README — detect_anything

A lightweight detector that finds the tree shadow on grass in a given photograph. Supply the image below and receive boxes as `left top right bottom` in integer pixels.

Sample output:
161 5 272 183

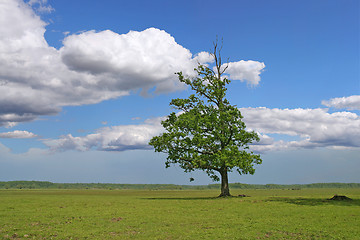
143 196 245 201
267 197 360 207
143 197 218 200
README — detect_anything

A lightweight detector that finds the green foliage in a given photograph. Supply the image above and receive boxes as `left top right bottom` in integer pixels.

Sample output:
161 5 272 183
149 58 261 187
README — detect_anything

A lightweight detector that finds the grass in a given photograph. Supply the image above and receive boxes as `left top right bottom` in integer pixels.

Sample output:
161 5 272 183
0 188 359 239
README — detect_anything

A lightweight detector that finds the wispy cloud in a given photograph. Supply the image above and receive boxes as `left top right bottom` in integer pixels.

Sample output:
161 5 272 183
27 0 54 13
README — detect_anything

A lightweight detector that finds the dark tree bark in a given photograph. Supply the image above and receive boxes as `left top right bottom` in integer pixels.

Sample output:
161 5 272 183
219 169 231 197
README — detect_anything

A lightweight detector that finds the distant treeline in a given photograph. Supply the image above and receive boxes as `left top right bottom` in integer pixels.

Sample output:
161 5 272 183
0 181 359 190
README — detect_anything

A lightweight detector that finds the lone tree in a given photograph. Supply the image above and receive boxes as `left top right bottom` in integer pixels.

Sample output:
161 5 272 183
149 43 262 197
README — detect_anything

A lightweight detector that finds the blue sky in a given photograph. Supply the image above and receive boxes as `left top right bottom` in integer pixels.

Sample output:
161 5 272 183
0 0 359 184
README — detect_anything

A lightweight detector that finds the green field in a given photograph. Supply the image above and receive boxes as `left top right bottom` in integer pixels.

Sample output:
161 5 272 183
1 188 359 239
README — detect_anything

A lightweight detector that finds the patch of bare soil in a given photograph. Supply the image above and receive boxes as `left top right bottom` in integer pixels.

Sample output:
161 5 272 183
111 217 123 222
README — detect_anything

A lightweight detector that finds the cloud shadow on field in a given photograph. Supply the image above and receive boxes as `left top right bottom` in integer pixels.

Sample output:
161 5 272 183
267 197 360 207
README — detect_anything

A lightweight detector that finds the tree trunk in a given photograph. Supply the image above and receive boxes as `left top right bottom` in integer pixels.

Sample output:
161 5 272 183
219 169 231 197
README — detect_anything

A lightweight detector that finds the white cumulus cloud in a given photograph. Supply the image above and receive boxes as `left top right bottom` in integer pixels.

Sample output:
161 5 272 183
0 0 265 127
43 117 164 152
224 60 265 86
60 28 197 94
322 95 360 110
241 107 360 152
43 103 360 153
0 130 38 138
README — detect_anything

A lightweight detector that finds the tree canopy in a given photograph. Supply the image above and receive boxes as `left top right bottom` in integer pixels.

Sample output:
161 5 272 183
149 44 262 196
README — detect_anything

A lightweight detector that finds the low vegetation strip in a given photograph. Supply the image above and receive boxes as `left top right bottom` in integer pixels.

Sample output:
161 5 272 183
0 181 359 190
